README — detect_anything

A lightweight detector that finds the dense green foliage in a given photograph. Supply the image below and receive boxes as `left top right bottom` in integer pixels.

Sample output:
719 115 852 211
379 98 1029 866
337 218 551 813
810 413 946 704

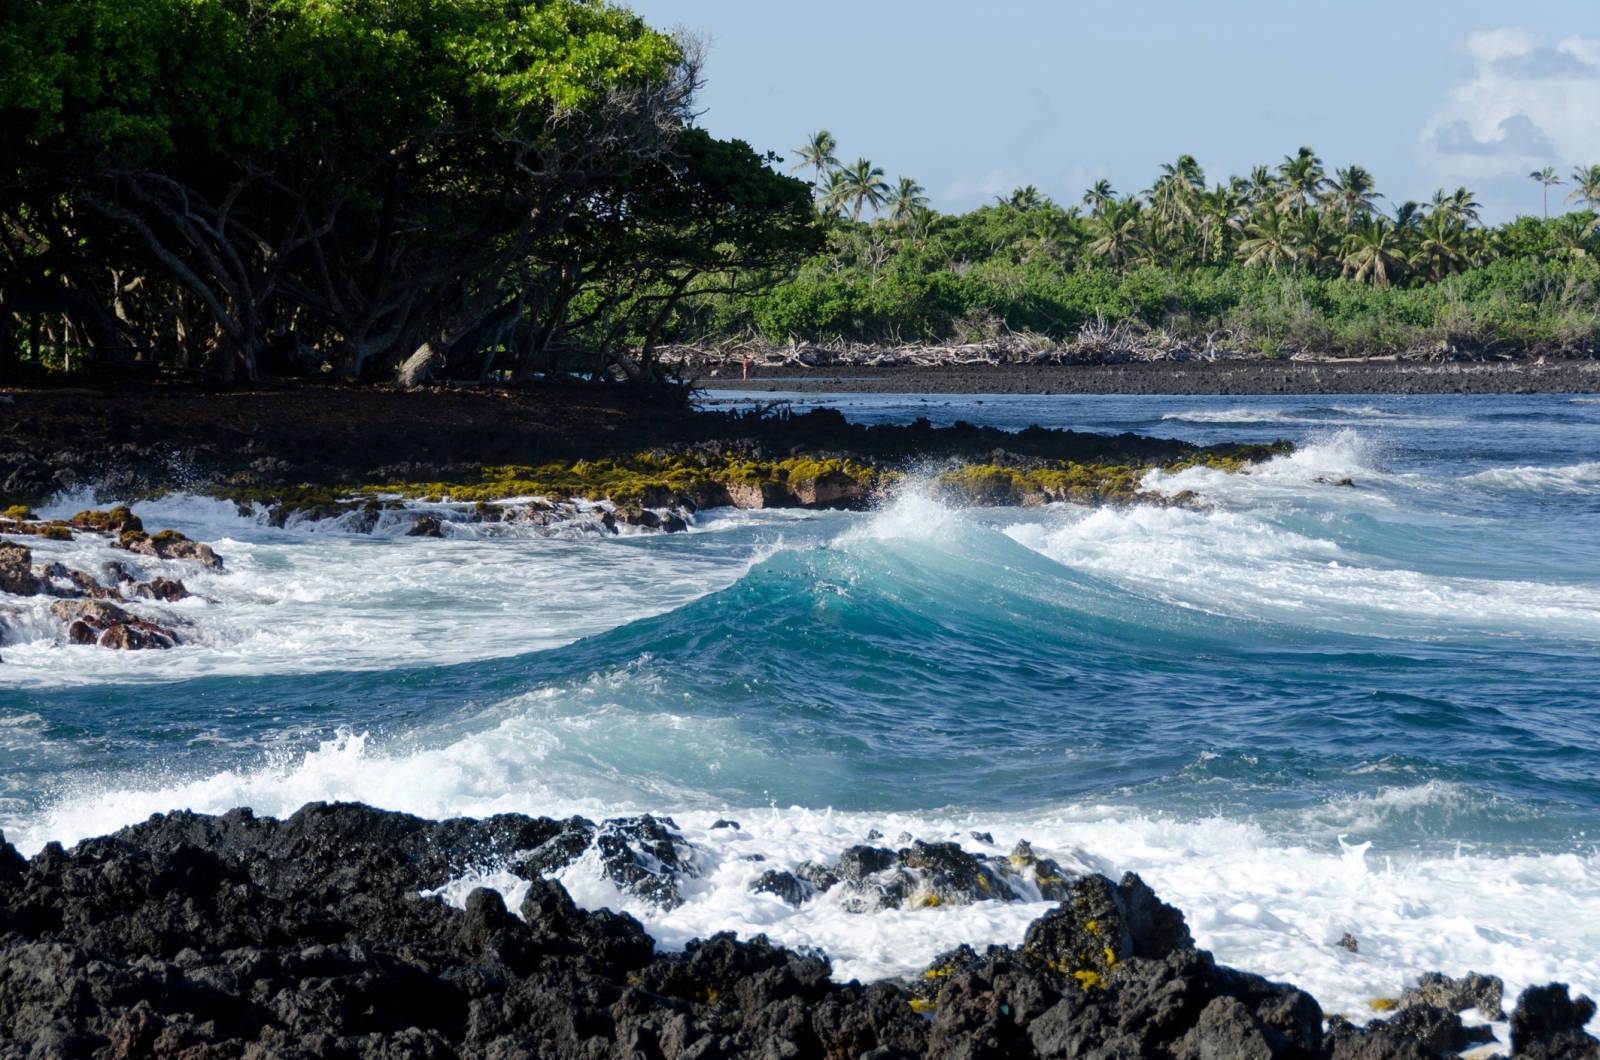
0 0 818 383
5 12 1596 379
685 140 1600 356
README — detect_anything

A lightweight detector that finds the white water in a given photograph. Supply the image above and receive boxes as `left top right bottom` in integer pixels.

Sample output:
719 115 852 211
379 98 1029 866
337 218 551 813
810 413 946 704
6 411 1600 1044
16 721 1596 1027
2 493 832 688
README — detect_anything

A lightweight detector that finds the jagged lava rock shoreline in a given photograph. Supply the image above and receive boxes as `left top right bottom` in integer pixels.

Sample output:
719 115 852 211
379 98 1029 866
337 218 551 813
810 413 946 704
0 383 1277 510
1 803 1594 1058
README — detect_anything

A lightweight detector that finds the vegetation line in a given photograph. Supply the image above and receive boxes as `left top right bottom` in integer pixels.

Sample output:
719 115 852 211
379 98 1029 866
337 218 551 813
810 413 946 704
3 4 1597 389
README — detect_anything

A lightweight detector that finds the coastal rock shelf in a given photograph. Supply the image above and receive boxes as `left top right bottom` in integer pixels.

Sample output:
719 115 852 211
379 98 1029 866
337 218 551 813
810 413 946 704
0 803 1592 1057
0 508 219 654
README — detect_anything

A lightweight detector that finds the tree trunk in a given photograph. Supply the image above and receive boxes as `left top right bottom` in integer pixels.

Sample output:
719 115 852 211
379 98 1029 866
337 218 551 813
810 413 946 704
396 338 443 388
0 301 10 382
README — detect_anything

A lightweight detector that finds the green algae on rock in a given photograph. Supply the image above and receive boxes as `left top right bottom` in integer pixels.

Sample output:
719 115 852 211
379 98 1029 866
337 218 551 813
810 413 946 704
203 443 1286 526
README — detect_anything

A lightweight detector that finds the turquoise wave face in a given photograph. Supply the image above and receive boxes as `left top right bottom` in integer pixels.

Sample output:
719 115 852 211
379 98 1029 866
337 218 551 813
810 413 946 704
7 393 1600 1019
8 461 1597 857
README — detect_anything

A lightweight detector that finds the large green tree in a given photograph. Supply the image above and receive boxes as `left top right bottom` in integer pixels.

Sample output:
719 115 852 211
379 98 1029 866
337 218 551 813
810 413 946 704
0 0 706 384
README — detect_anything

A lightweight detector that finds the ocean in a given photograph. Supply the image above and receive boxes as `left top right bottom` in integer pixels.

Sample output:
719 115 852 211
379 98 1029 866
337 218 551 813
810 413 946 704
2 392 1597 1026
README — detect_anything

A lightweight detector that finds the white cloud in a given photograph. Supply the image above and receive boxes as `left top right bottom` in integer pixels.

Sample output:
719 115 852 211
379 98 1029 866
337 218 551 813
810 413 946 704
1421 28 1600 187
1464 28 1537 64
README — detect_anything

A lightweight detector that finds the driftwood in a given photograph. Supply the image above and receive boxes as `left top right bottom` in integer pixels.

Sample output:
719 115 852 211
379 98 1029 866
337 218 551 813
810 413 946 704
657 322 1588 371
656 320 1237 371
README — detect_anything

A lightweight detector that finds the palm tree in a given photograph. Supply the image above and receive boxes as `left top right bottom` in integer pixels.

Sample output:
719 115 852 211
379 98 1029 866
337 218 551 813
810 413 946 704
1568 164 1600 209
1430 186 1482 227
790 130 839 183
840 157 889 221
1195 184 1245 263
1324 165 1383 226
820 170 851 218
1082 179 1116 215
1290 207 1336 273
1415 211 1469 281
1390 201 1424 242
1530 166 1563 219
1086 199 1147 268
1148 154 1205 240
1237 208 1300 272
1245 165 1279 208
1003 185 1046 211
1277 147 1326 217
887 177 928 225
1341 216 1406 286
1549 212 1596 259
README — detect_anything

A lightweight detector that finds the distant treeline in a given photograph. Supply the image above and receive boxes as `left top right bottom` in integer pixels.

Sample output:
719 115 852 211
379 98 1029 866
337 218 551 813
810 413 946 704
6 8 1599 388
674 136 1600 358
0 0 818 385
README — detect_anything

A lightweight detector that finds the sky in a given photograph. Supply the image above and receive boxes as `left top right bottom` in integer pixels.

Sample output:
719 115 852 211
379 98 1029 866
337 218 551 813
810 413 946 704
622 1 1600 223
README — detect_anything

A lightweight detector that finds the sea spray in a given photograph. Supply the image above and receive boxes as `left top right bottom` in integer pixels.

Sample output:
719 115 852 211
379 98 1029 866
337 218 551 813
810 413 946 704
5 393 1599 1040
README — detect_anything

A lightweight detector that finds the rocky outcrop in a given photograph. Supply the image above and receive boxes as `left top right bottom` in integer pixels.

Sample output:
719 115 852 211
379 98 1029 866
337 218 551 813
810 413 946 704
0 540 40 596
1400 970 1506 1021
407 513 445 537
621 507 691 533
49 599 180 650
132 576 191 602
114 528 224 568
1511 983 1599 1059
0 803 1592 1058
40 560 118 599
68 504 144 534
759 838 1073 912
0 525 200 651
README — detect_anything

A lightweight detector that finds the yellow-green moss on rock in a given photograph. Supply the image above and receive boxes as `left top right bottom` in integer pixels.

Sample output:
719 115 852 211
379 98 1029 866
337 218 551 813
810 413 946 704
206 441 1285 521
935 448 1271 508
216 452 890 519
68 506 144 534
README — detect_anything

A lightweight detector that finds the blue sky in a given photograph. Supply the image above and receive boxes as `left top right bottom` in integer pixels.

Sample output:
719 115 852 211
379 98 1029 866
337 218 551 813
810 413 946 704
623 1 1599 222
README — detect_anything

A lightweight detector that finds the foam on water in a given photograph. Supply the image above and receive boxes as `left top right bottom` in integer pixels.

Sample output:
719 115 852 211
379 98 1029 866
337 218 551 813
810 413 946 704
7 395 1600 1046
4 494 833 687
16 720 1596 1036
1004 504 1600 643
1462 461 1600 494
1161 407 1463 430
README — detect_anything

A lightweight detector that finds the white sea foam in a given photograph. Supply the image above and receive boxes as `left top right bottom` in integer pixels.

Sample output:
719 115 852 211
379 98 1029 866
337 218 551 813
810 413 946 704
3 495 836 687
11 723 1596 1041
1462 462 1600 494
1146 429 1390 494
1161 407 1461 429
1003 499 1600 642
1161 407 1300 424
977 433 1600 641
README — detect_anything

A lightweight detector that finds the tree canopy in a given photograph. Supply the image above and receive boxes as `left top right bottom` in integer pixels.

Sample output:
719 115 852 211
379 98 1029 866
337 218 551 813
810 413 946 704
692 133 1600 358
0 0 819 383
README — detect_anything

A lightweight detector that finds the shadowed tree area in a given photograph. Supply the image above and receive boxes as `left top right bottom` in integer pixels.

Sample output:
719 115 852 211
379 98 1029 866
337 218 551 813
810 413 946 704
0 0 820 386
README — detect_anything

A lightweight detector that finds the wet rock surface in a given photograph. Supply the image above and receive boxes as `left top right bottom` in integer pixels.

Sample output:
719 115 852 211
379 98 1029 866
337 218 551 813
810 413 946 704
1 514 210 652
113 528 224 568
1400 971 1507 1021
50 598 181 650
752 837 1074 913
0 381 1256 509
0 540 40 596
0 802 1586 1057
1511 984 1599 1059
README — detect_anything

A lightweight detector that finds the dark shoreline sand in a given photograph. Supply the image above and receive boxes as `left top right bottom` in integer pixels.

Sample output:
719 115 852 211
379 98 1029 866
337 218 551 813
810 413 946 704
708 359 1600 396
